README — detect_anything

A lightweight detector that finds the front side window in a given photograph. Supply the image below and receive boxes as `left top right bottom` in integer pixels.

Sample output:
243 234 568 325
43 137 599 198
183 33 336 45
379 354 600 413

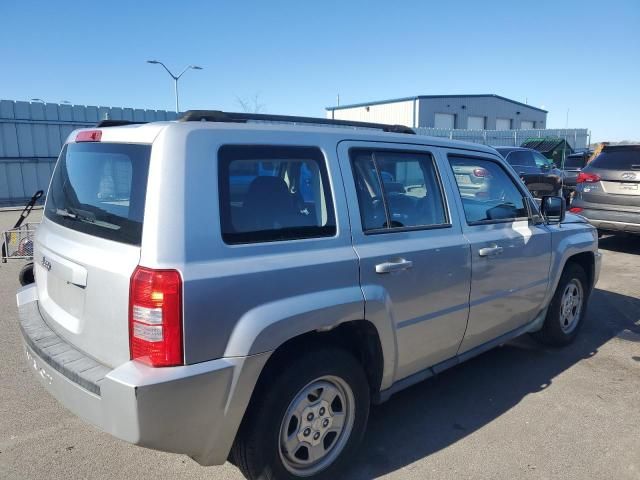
449 156 528 224
351 149 448 232
219 145 336 244
533 151 553 168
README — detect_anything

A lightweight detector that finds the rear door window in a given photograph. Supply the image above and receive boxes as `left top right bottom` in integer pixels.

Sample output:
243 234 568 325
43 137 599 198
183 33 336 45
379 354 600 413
219 145 336 244
45 142 151 245
350 149 448 232
505 150 536 167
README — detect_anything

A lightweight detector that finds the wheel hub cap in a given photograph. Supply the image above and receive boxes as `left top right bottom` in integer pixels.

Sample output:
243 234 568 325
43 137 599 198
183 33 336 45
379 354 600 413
279 376 355 476
560 279 583 333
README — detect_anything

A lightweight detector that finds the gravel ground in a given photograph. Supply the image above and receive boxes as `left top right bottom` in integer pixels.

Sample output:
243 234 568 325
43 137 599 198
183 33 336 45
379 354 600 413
0 210 638 479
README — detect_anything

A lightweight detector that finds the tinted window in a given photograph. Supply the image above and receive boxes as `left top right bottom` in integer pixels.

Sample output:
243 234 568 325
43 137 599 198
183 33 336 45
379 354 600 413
449 156 528 224
351 150 448 231
533 151 553 168
505 150 536 167
564 155 587 169
590 148 640 170
219 145 336 244
45 143 151 245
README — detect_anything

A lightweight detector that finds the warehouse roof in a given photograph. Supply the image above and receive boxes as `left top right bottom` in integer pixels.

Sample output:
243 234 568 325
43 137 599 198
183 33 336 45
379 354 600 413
326 94 548 113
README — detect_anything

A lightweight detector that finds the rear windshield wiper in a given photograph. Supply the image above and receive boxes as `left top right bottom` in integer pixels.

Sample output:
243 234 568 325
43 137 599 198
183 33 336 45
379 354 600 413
55 207 121 231
56 207 80 220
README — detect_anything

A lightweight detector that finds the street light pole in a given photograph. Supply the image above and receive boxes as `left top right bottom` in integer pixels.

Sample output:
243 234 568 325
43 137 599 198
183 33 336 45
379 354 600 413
146 60 203 113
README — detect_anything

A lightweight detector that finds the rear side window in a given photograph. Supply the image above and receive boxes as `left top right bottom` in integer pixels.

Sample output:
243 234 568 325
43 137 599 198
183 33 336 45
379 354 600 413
590 148 640 170
45 143 151 245
350 149 448 232
449 156 528 224
218 145 336 244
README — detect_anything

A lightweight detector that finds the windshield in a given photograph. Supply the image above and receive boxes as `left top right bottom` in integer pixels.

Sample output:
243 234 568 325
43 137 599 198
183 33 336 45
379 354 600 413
45 142 151 245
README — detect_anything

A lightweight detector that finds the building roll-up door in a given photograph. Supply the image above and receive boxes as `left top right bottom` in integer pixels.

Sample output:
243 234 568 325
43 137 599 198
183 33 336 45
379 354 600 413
467 116 486 130
434 113 455 129
520 120 535 129
496 118 512 130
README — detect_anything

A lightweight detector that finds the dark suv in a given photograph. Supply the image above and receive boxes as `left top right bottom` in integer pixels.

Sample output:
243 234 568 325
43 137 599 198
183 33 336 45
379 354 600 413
571 145 640 235
494 147 563 198
561 152 591 198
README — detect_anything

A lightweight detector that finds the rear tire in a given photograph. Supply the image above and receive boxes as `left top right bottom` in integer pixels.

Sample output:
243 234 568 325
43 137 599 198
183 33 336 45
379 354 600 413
231 347 370 480
18 262 35 286
532 263 588 346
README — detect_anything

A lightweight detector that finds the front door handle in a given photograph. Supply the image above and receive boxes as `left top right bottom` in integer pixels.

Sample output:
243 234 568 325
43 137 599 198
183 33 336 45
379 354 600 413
375 259 413 274
478 245 504 257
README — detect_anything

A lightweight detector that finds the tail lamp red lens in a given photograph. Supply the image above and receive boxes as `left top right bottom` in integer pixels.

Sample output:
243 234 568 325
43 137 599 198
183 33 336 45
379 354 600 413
569 207 584 213
576 172 600 183
129 266 183 367
76 130 102 142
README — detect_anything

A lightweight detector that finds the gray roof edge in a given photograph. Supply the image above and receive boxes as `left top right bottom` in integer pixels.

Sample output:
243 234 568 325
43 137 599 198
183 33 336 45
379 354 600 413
326 94 548 113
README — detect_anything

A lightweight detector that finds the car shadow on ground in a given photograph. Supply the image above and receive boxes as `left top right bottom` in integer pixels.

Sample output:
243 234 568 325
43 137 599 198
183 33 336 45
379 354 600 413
347 287 640 479
598 234 640 255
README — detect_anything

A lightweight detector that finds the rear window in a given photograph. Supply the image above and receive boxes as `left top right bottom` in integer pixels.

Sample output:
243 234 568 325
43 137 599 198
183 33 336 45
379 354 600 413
590 148 640 170
45 142 151 245
564 155 587 169
218 145 336 244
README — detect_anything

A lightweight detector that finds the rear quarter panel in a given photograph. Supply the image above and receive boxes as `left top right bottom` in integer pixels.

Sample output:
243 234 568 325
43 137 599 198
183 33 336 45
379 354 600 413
143 126 366 364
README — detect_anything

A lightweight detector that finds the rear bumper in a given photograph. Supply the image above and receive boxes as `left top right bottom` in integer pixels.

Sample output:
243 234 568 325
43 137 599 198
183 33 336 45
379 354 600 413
16 285 269 466
572 204 640 234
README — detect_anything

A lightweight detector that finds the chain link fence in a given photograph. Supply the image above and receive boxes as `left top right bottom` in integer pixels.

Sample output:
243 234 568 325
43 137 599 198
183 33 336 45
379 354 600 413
413 127 589 151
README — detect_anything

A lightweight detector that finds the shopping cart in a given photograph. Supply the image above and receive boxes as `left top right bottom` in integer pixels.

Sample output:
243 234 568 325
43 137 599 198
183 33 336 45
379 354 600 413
1 190 43 285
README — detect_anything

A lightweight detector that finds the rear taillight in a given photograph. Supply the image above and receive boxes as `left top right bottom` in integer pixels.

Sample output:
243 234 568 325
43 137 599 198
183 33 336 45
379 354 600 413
576 172 601 183
76 130 102 142
569 207 584 213
129 266 183 367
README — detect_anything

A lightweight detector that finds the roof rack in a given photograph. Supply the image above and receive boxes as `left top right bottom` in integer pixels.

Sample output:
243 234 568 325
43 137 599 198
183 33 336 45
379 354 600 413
179 110 415 135
95 120 147 127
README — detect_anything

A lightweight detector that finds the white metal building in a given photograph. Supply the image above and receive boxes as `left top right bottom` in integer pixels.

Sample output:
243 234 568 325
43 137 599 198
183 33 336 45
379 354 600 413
326 94 547 130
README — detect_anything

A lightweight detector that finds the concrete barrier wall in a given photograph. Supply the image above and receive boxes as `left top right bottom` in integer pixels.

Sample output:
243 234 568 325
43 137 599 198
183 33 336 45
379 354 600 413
0 100 178 207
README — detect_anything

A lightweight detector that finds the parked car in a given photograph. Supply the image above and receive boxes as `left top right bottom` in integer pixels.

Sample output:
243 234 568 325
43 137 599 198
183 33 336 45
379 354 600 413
18 112 600 480
571 144 640 235
561 151 591 199
494 146 563 199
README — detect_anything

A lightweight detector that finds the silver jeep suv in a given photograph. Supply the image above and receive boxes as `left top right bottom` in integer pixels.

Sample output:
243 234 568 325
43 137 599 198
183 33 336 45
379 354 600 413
17 111 601 480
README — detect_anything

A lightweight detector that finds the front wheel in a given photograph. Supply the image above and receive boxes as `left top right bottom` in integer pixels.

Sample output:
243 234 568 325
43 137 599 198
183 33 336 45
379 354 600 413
232 347 370 480
532 263 588 346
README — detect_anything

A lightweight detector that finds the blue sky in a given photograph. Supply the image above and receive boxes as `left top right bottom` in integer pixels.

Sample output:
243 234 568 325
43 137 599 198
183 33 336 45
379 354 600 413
1 0 638 141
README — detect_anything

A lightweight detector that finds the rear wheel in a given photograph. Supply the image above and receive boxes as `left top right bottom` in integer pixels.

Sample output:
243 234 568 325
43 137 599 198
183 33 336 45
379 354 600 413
532 263 588 346
232 347 370 480
18 262 35 286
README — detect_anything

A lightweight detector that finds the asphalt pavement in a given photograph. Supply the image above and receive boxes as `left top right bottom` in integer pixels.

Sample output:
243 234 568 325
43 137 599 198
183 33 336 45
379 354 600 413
1 210 638 479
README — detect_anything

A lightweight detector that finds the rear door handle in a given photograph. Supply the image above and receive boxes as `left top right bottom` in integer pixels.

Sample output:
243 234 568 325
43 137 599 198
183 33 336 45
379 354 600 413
375 259 413 274
478 245 504 257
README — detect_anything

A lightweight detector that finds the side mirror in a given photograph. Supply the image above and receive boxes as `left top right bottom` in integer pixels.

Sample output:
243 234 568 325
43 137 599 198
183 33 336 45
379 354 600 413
541 195 565 223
